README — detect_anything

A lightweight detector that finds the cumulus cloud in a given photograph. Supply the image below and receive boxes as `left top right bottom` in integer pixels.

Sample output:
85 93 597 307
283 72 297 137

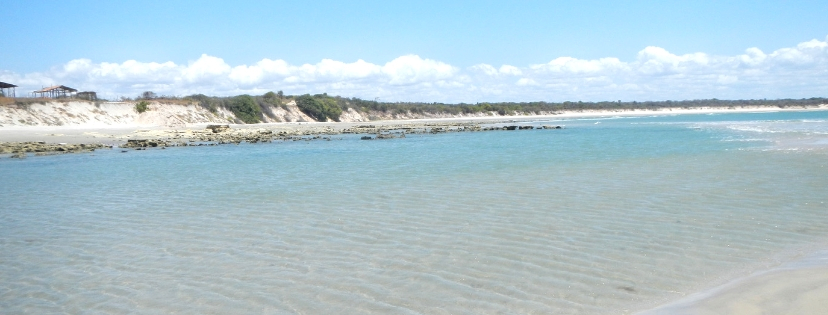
1 36 827 102
499 65 523 76
470 64 522 76
532 57 627 74
382 55 455 85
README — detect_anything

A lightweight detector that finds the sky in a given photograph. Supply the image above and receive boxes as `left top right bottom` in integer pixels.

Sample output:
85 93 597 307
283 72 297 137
1 0 827 102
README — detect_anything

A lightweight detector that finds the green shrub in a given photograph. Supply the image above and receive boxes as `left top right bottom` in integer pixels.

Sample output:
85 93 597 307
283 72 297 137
295 94 342 122
228 95 261 123
135 101 149 113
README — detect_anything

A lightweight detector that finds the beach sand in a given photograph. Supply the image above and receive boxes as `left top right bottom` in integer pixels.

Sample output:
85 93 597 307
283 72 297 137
639 251 828 315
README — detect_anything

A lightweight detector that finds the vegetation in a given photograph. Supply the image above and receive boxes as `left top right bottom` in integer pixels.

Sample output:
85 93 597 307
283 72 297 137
183 91 827 124
323 97 828 116
141 91 157 100
295 93 343 122
18 88 821 124
135 100 149 113
227 95 262 123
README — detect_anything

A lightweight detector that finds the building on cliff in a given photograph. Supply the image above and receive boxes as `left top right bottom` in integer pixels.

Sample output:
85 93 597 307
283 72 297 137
32 85 78 99
0 82 17 97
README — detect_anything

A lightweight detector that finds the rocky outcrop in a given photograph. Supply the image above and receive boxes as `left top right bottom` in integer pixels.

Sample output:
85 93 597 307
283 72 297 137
121 139 170 148
206 124 230 133
1 120 567 156
1 142 110 157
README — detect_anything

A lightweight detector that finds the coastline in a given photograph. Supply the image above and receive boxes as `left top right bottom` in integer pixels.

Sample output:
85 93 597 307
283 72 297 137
1 105 826 145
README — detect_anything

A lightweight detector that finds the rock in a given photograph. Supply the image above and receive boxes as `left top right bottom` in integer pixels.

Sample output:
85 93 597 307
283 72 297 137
360 136 373 140
519 126 534 130
121 139 168 148
504 126 518 130
206 124 230 133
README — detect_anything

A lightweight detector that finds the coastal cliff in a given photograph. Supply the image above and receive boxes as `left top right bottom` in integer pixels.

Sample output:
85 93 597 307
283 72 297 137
0 100 518 128
0 100 319 127
2 98 826 129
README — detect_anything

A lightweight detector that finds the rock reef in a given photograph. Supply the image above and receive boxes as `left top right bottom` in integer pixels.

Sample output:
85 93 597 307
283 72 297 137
2 121 565 157
0 141 110 158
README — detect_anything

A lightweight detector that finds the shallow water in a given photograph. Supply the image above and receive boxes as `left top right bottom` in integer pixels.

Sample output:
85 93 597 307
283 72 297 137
2 111 828 314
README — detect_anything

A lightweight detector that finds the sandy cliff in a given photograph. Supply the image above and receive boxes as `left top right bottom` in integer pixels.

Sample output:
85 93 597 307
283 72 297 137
2 99 826 129
0 100 331 127
0 99 532 128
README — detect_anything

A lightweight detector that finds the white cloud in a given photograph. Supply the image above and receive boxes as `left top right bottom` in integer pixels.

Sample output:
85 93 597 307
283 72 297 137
738 47 767 67
532 56 627 74
382 55 455 85
499 65 522 76
516 78 538 86
2 36 827 102
183 54 231 83
469 64 522 76
470 64 498 76
717 75 738 84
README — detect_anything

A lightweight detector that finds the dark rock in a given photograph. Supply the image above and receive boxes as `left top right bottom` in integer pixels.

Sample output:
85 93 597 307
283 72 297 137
206 124 230 133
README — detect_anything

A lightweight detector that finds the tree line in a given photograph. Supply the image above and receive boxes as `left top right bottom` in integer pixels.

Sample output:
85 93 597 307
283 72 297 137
134 90 828 123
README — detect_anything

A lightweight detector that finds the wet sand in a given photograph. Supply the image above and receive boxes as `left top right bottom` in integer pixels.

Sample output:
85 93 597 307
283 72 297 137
639 251 828 315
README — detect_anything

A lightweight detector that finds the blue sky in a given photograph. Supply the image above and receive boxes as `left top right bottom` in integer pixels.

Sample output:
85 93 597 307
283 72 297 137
1 0 827 102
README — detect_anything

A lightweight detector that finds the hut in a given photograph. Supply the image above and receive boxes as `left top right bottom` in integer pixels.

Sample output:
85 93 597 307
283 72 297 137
77 91 98 101
32 85 77 98
0 81 17 98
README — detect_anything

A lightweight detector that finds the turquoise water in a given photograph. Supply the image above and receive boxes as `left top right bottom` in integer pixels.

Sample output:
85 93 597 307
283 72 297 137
2 111 828 314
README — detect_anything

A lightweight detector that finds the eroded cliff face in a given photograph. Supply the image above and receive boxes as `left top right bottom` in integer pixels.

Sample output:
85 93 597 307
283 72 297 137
0 99 530 128
0 100 332 127
0 101 227 127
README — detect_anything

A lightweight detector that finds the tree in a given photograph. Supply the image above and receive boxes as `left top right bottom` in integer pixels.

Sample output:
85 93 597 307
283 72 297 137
263 91 279 103
141 91 157 100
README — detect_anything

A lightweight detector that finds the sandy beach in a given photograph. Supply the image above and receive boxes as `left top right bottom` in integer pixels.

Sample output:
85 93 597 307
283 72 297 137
638 251 828 315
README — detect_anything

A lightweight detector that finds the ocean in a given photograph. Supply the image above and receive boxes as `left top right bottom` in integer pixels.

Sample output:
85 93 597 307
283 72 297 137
2 110 827 314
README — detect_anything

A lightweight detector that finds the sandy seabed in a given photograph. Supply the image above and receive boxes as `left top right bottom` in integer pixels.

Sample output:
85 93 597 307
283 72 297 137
2 104 828 313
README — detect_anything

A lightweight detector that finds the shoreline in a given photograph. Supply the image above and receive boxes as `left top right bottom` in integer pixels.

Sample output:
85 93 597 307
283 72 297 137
1 105 826 146
637 249 828 314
